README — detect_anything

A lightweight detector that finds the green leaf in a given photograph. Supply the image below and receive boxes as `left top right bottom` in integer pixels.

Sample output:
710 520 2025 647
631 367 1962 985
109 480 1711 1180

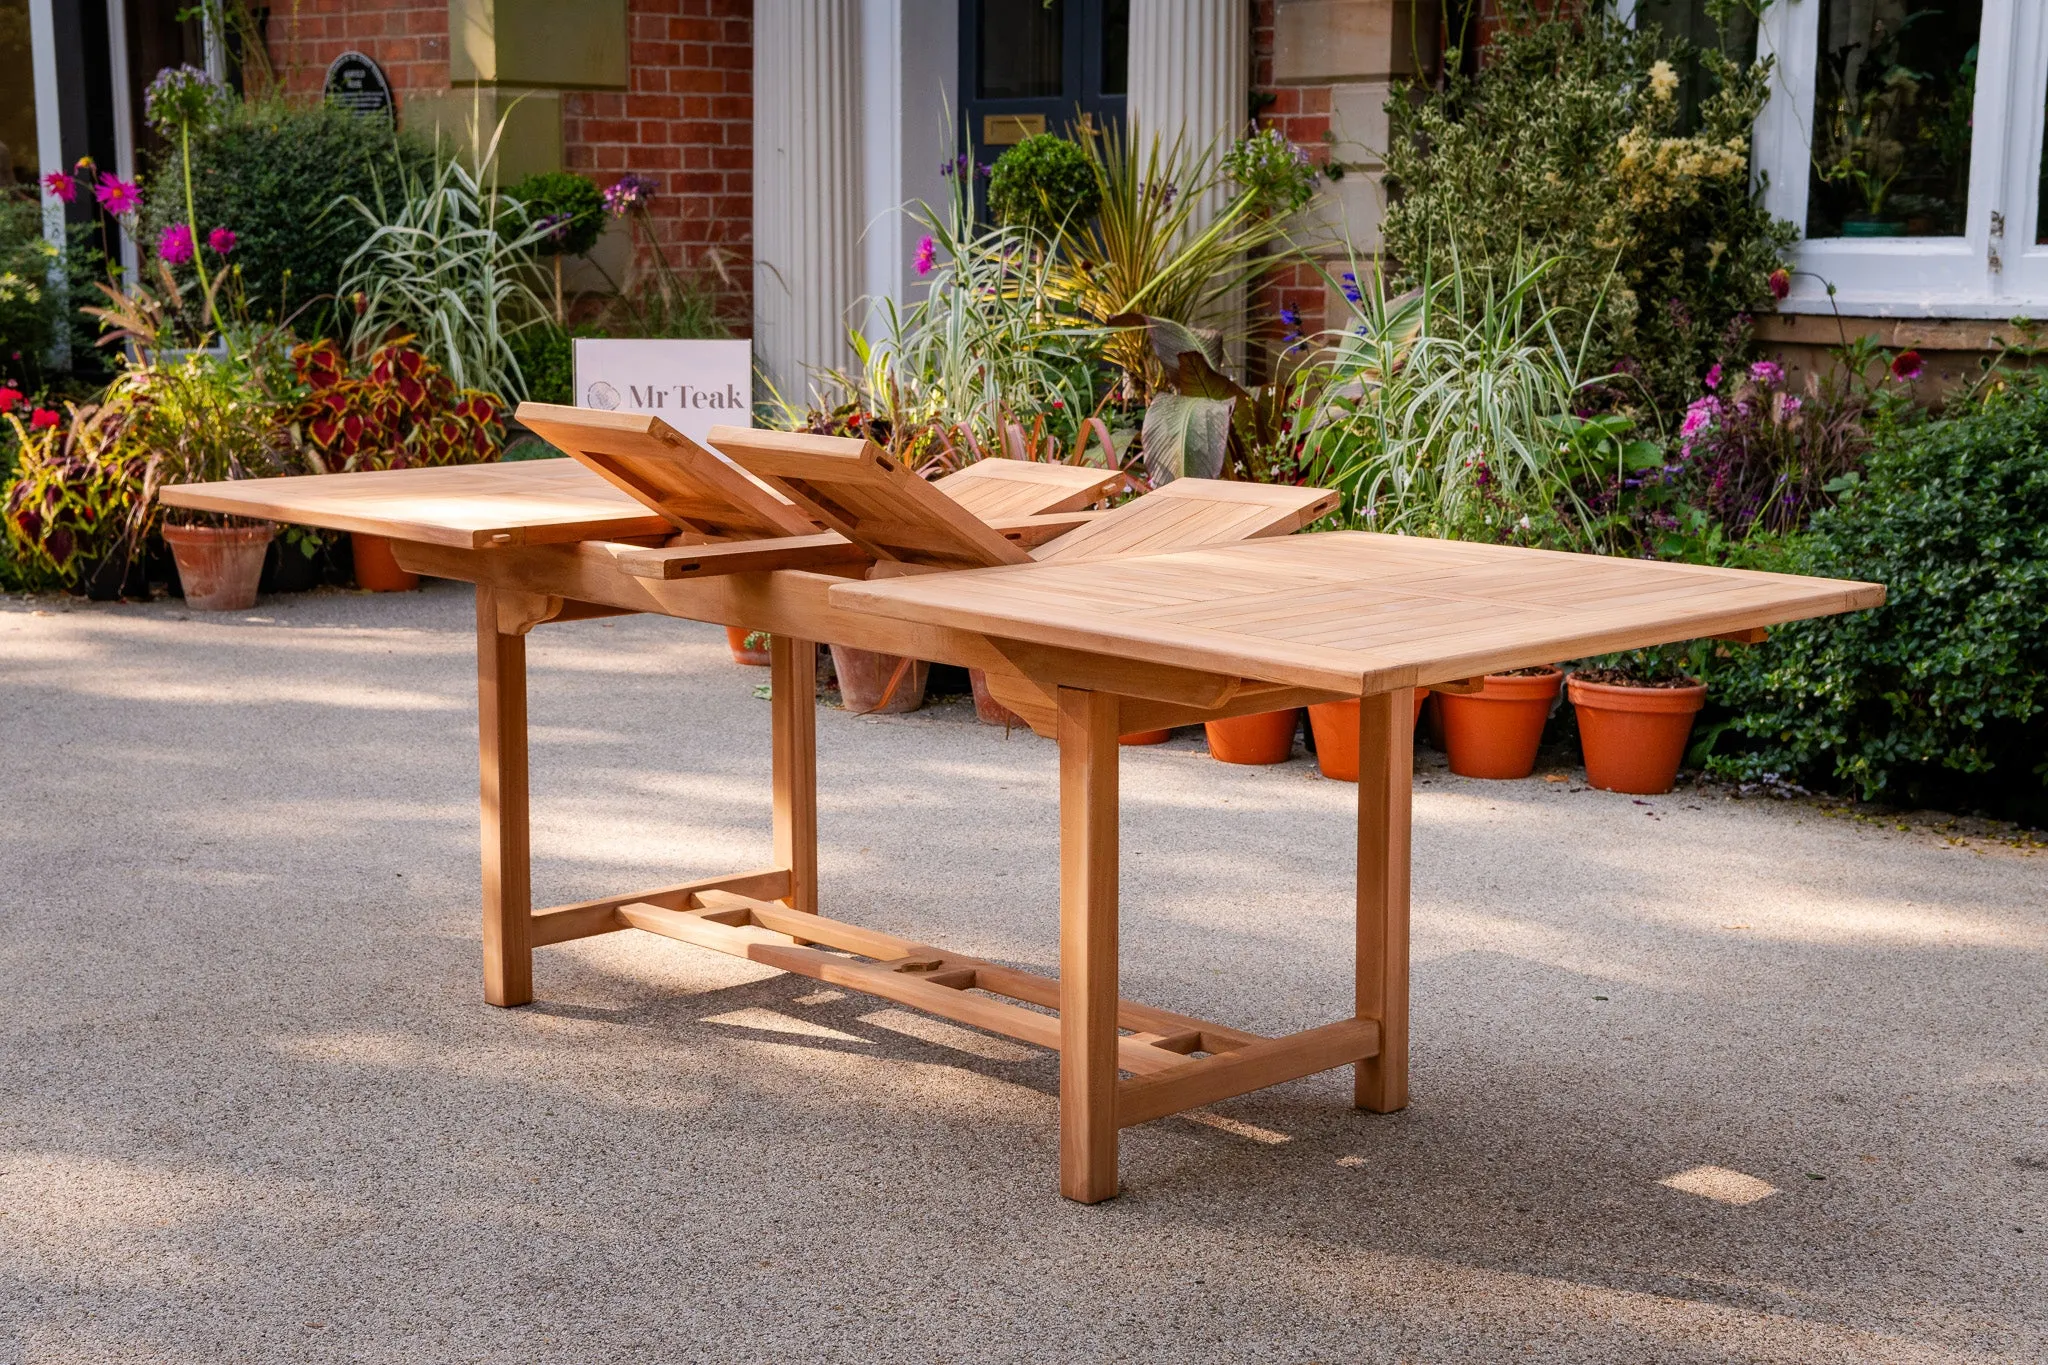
1142 392 1237 484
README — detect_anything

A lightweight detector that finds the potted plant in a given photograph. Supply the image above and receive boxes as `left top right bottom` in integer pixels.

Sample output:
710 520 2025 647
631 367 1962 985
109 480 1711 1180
1206 708 1300 765
283 339 507 591
140 355 287 610
966 667 1018 726
727 627 772 666
1567 650 1707 795
2 400 155 600
829 644 928 715
1306 690 1429 781
1438 666 1562 780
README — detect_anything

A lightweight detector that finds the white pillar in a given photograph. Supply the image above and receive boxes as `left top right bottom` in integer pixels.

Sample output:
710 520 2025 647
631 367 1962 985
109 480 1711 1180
753 0 864 410
1126 0 1249 227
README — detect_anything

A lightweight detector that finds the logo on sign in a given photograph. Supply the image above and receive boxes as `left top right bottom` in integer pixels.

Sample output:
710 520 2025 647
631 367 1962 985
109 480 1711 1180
586 381 620 410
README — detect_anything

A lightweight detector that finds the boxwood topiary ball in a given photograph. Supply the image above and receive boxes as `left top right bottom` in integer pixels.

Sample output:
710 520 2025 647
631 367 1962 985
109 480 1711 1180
505 172 607 259
987 134 1099 238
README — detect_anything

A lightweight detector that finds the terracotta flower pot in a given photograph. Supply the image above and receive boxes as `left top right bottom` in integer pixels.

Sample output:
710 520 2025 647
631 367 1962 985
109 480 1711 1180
829 643 928 715
1306 690 1429 782
351 532 419 592
727 626 772 666
1568 675 1708 795
1439 667 1562 780
1205 708 1300 765
163 522 273 612
966 667 1018 726
1120 728 1172 746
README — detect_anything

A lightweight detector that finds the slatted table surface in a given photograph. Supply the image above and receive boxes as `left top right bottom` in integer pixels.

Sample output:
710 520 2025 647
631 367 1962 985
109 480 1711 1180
832 531 1886 694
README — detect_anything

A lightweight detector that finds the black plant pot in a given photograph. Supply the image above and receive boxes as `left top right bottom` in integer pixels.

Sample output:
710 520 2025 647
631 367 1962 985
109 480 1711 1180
260 538 323 594
74 551 149 602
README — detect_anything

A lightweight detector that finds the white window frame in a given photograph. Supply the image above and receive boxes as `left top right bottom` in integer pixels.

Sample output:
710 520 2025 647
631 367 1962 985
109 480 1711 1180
1753 0 2047 318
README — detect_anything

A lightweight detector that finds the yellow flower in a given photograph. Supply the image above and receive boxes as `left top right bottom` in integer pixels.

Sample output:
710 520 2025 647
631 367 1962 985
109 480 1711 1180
1649 61 1679 102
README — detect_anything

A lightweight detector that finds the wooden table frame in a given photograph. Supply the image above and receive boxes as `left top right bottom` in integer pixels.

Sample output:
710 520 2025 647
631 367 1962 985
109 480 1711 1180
428 539 1402 1203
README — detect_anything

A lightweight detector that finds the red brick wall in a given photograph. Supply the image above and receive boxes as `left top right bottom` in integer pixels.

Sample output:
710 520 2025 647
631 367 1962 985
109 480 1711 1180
1251 0 1336 363
562 0 752 313
266 0 451 104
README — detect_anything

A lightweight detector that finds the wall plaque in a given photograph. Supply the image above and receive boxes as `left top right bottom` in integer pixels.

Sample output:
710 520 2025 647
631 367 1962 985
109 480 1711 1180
324 51 394 120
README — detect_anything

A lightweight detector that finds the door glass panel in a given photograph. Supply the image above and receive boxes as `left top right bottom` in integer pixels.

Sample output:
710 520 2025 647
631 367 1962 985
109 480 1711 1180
1806 0 1982 239
1100 0 1129 96
0 0 38 187
979 0 1065 100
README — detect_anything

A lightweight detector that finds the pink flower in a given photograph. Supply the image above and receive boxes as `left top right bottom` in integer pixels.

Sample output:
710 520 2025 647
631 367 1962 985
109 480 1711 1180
94 173 141 215
1749 360 1783 388
157 222 194 265
1679 396 1720 440
1777 393 1803 419
30 407 60 431
1703 362 1722 391
1768 268 1791 301
1891 349 1924 382
208 227 237 255
43 171 77 204
913 234 937 277
0 386 20 412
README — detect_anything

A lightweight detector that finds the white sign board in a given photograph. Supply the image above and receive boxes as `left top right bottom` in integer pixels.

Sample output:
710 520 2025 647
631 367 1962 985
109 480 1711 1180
571 339 753 442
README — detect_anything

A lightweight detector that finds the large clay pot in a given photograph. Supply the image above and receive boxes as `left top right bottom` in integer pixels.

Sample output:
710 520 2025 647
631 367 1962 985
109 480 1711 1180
966 667 1018 726
1205 708 1300 765
351 532 419 592
1306 690 1429 782
1568 675 1708 795
1438 667 1562 780
727 626 772 667
829 644 928 715
163 522 273 611
1120 728 1172 746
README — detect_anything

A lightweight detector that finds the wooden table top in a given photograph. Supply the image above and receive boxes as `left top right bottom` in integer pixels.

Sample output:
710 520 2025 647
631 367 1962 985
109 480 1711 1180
830 531 1885 695
159 459 675 549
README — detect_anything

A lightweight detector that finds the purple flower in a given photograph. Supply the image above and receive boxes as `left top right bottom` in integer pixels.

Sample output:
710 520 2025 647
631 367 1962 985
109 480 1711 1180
1340 271 1362 304
207 226 237 255
1703 361 1722 391
158 222 194 265
1749 360 1784 387
913 234 937 277
602 174 657 217
1779 394 1802 417
535 212 570 245
43 171 77 204
1278 305 1302 328
94 174 141 215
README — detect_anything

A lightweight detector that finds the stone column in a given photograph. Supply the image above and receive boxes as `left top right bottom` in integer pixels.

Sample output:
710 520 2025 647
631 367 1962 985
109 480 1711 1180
1126 0 1250 228
1126 0 1250 355
753 0 863 409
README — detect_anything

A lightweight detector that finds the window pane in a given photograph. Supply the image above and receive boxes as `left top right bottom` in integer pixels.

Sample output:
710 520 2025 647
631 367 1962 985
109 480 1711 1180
1100 0 1130 97
979 0 1064 100
1806 0 1982 239
0 0 38 187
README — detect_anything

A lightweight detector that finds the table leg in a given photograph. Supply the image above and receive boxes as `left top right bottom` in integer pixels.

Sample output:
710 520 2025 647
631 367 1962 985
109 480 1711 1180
476 585 533 1008
771 635 818 917
1057 686 1121 1203
1355 688 1413 1112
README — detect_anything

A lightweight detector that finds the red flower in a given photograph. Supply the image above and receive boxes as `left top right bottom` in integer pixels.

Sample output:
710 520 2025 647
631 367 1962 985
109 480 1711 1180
0 386 21 412
1768 268 1792 301
30 407 60 430
1890 349 1924 382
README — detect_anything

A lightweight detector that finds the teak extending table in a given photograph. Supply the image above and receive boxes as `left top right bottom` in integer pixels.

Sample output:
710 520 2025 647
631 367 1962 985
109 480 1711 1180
163 407 1885 1203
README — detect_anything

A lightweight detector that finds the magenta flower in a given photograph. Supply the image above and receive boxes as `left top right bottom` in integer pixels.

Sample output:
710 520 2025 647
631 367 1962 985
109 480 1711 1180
207 226 237 255
1679 397 1720 440
1749 360 1783 388
1703 361 1721 391
43 171 77 204
602 173 657 217
913 234 937 277
158 222 195 265
1768 268 1791 301
94 174 142 215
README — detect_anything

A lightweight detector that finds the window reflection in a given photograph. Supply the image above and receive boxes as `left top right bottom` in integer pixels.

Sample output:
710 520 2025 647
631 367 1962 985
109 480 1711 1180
979 0 1064 100
1806 0 1981 238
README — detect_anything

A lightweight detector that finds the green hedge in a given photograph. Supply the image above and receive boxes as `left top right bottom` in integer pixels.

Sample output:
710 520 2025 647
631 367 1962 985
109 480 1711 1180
143 98 428 336
1702 376 2048 823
